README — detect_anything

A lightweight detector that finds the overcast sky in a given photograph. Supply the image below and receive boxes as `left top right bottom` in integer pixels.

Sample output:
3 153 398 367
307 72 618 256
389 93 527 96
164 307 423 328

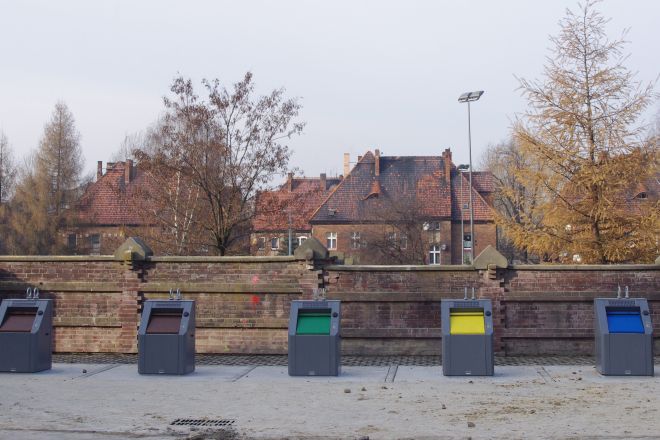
0 0 658 180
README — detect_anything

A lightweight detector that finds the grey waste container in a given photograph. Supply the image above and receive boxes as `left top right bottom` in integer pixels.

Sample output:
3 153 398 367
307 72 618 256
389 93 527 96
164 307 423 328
441 299 494 376
0 298 53 373
594 298 654 376
288 300 341 376
138 300 195 375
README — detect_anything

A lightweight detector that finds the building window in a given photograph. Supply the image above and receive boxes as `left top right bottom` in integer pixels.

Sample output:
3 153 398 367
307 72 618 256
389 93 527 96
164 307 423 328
270 237 279 250
257 237 266 250
387 232 397 246
400 234 408 250
90 234 101 255
350 232 360 249
297 236 307 246
423 221 441 231
67 233 77 250
429 244 441 265
326 232 337 250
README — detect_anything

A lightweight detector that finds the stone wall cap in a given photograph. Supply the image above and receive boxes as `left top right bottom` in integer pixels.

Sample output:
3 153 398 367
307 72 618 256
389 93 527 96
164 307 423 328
294 237 328 260
472 245 508 270
114 237 153 261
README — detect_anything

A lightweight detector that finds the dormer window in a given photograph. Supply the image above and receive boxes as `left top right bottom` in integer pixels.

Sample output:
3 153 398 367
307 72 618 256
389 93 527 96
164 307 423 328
636 192 648 199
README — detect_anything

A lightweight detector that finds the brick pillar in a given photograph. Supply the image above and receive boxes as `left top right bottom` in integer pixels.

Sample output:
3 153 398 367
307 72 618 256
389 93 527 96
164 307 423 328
117 261 144 353
478 264 506 355
473 245 508 355
114 237 153 353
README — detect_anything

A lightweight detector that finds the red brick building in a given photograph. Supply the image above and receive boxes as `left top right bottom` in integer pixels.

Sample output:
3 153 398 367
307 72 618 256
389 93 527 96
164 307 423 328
64 160 150 255
251 174 342 255
253 149 496 264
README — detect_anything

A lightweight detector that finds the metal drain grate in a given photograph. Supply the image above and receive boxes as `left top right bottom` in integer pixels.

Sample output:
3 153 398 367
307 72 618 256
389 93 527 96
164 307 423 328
170 419 235 427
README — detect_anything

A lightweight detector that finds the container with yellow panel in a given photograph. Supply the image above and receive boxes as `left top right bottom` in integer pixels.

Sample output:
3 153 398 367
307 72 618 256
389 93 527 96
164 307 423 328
449 310 486 335
441 299 494 376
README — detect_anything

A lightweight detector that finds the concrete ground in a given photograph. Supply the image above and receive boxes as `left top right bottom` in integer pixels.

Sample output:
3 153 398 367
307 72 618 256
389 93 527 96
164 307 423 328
1 362 659 440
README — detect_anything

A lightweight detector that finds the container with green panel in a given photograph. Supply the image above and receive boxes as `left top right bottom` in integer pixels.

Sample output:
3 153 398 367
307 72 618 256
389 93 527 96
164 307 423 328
288 300 341 376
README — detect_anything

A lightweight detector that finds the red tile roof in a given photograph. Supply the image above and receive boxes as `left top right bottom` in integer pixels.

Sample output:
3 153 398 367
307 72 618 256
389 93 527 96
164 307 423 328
471 171 495 194
77 161 150 226
252 176 341 232
451 171 494 222
310 152 494 223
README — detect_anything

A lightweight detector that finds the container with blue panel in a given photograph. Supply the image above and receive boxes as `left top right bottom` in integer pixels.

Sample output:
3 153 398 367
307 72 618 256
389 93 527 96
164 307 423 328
594 297 654 376
288 300 341 376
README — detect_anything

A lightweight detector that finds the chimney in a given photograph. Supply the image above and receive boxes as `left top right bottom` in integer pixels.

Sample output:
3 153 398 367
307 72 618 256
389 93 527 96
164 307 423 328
287 172 294 192
320 173 327 191
343 153 350 176
374 149 380 176
97 161 103 181
442 148 452 184
125 159 133 184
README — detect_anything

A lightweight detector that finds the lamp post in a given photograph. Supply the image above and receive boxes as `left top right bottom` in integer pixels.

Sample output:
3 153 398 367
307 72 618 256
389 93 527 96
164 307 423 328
458 90 484 263
457 164 469 264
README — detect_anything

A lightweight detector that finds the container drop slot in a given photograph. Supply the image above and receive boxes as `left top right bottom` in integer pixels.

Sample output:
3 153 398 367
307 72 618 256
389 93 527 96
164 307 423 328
296 309 331 335
449 310 485 335
606 308 644 333
0 307 38 332
146 309 183 334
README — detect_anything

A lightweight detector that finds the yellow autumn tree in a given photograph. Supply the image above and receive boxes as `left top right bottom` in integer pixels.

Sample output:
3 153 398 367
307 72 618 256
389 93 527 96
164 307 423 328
502 1 659 264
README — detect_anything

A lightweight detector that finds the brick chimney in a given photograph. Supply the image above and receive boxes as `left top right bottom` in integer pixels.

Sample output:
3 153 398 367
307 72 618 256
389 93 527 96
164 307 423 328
125 159 133 184
320 173 327 191
343 153 350 176
374 149 380 176
287 172 294 192
442 148 452 184
97 161 103 181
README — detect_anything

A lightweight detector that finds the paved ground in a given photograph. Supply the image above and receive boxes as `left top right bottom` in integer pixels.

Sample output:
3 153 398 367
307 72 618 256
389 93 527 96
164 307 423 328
1 361 659 440
52 353 608 367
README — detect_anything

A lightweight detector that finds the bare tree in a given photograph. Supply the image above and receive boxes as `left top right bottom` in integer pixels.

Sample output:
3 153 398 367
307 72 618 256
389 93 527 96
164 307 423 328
481 139 546 263
0 132 16 204
135 73 304 255
364 196 428 264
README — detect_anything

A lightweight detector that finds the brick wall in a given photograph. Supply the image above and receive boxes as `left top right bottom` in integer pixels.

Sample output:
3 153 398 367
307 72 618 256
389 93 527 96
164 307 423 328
324 263 660 355
0 246 657 356
0 254 322 354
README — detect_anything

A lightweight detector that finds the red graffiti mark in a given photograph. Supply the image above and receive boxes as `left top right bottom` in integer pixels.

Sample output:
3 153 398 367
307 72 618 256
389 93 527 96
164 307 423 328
251 275 260 284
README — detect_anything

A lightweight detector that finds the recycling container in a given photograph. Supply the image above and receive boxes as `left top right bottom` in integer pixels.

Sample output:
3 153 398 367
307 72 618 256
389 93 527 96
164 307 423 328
442 299 494 376
594 298 653 376
288 300 340 376
0 299 53 373
138 299 195 375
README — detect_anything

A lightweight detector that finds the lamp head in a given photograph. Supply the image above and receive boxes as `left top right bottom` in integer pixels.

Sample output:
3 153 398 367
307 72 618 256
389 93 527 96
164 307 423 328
458 90 484 103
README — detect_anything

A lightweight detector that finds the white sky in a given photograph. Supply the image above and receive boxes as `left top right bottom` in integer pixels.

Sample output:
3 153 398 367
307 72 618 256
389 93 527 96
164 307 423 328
0 0 658 180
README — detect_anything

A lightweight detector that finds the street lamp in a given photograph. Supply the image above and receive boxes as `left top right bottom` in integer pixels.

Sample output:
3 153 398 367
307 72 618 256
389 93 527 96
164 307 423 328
458 90 484 264
457 164 469 264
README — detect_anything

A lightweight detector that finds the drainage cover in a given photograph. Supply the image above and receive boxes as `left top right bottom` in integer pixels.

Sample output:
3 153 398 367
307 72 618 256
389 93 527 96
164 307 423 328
170 419 235 427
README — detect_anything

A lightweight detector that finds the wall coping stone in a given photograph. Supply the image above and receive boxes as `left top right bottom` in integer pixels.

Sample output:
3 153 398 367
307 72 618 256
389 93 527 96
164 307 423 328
510 264 659 271
148 256 304 263
0 255 115 262
325 264 475 272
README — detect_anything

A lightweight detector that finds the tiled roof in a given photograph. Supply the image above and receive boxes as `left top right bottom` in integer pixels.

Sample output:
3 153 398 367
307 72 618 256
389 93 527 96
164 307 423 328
77 162 149 226
311 153 475 223
253 177 341 232
471 171 495 194
450 171 494 222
